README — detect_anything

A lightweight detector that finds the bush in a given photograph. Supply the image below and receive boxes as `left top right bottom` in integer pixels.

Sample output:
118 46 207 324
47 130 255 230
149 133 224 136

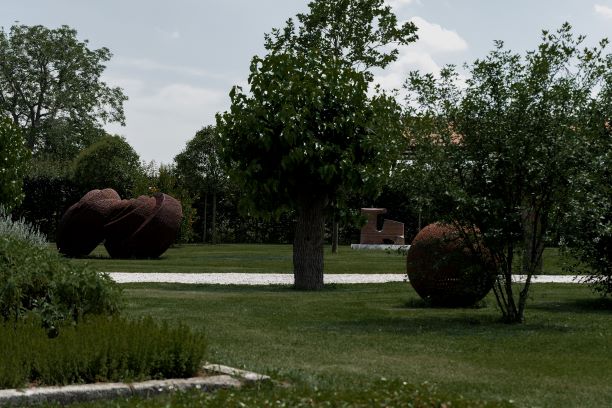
0 117 30 212
72 135 141 198
0 232 122 331
13 159 81 240
0 205 46 246
0 316 207 389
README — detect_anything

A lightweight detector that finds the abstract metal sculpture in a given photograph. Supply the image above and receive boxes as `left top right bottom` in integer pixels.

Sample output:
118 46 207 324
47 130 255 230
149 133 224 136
57 188 182 259
359 208 404 245
406 223 495 307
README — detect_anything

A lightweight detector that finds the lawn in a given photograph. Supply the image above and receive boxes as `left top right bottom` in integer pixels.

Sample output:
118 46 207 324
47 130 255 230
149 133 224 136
68 244 576 275
60 282 611 407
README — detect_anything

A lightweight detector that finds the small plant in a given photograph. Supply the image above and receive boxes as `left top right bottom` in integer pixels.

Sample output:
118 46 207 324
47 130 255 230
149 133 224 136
0 316 207 389
0 205 47 246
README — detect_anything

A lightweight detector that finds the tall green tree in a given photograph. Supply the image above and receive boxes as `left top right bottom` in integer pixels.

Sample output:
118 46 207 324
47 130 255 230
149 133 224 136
174 126 225 243
0 117 29 211
217 0 415 290
403 23 611 322
0 24 126 158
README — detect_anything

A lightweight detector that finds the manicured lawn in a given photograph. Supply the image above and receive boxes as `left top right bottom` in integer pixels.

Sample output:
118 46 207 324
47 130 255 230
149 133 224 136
67 244 577 275
72 282 610 407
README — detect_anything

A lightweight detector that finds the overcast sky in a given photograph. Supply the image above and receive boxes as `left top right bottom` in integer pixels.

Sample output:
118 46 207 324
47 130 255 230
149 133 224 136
2 0 612 164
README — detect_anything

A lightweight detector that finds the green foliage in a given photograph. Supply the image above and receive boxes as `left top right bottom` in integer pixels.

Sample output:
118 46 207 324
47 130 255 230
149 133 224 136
13 159 81 240
72 135 141 198
0 233 122 331
218 51 404 219
403 23 612 322
0 24 126 158
0 117 30 211
265 0 418 71
0 316 206 389
174 126 225 196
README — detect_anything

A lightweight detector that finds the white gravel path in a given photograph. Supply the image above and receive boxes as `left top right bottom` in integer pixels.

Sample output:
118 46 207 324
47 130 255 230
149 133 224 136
106 272 584 285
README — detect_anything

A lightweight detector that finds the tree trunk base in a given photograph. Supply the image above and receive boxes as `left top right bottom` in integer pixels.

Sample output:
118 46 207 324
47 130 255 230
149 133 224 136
293 198 326 290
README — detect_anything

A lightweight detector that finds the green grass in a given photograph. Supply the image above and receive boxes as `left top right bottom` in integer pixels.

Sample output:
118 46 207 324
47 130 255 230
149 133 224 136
66 244 578 275
62 282 611 407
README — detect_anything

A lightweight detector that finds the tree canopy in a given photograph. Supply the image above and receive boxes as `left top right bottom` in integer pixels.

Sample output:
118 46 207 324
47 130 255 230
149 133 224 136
0 117 29 211
403 23 612 322
0 24 126 159
217 0 415 289
72 135 141 198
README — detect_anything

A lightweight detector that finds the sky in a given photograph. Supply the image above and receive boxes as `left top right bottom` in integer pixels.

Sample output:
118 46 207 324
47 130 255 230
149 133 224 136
2 0 612 165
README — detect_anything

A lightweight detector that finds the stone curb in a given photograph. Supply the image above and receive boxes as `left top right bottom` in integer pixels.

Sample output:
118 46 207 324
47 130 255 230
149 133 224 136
0 364 269 407
203 363 271 383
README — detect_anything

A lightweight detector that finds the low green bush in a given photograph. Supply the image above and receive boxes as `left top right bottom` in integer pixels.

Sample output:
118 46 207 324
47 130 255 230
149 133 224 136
0 230 121 332
0 316 207 389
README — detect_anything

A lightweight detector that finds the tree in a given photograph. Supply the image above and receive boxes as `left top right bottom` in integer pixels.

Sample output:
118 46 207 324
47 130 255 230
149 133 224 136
72 135 141 198
0 24 126 158
174 126 225 243
0 117 30 211
217 0 414 290
560 90 612 296
403 24 611 322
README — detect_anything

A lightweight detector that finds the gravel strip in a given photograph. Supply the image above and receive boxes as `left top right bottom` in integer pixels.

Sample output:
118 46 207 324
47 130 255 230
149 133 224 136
106 273 584 285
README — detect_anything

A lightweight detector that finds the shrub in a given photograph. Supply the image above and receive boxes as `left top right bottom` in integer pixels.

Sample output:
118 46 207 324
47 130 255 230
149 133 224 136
72 135 141 198
0 205 46 246
0 316 207 388
0 233 122 331
0 117 30 212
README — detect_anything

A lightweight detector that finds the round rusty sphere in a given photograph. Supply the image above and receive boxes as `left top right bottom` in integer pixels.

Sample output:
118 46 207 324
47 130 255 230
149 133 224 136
406 223 495 307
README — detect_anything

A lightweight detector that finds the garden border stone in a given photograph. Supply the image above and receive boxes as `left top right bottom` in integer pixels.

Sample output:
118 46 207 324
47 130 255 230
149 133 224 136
0 363 270 406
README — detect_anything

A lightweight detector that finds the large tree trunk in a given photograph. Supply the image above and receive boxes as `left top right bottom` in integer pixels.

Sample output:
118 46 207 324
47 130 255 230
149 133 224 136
293 198 327 290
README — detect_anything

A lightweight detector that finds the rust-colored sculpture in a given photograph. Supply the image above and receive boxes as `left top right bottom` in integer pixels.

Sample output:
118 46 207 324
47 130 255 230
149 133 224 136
57 188 182 259
406 223 495 307
359 208 404 245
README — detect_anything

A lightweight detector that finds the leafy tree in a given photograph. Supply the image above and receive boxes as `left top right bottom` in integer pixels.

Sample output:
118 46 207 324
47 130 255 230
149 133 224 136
174 126 225 243
72 135 141 198
0 117 29 211
0 24 126 158
217 0 414 290
403 23 611 322
560 90 612 296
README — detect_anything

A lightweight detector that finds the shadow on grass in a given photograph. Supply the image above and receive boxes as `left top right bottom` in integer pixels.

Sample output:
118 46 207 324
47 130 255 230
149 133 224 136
529 297 612 314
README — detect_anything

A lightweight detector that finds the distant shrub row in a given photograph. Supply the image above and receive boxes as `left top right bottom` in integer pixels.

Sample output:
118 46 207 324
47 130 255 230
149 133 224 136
0 316 207 389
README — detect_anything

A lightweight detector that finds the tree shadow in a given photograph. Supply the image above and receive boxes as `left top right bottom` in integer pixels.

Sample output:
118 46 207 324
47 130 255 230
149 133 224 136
529 297 612 314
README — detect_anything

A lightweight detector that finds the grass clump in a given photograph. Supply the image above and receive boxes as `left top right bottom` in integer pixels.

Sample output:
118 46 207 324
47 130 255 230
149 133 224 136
0 316 207 389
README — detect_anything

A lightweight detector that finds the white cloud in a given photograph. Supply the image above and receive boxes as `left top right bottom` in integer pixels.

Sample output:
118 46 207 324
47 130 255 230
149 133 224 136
594 4 612 19
409 16 468 53
374 16 468 93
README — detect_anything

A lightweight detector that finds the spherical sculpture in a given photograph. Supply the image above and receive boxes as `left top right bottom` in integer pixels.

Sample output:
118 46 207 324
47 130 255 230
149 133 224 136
57 189 182 259
406 223 495 307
